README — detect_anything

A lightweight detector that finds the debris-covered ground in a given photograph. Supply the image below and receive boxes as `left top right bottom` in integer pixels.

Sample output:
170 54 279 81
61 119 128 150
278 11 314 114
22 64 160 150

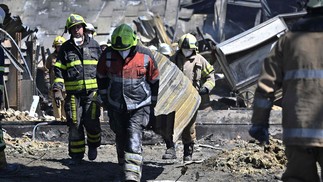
2 130 286 182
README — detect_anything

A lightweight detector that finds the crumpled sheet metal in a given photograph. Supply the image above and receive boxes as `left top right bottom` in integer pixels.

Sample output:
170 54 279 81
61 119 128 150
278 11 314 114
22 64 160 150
153 51 201 142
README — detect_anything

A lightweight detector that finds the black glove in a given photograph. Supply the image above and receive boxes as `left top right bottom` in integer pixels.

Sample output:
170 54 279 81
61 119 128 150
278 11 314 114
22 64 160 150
249 124 269 144
199 87 209 95
53 90 64 108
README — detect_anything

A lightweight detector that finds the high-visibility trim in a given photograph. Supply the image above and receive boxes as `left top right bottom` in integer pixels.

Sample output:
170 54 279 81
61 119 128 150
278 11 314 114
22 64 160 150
253 97 273 109
70 140 85 146
125 163 141 174
87 132 100 138
71 95 77 124
204 80 215 88
284 128 323 139
125 153 142 164
284 69 323 80
91 102 97 119
65 79 98 91
87 137 100 143
54 78 65 83
66 60 98 68
70 147 85 153
201 65 214 77
54 62 67 70
0 66 4 72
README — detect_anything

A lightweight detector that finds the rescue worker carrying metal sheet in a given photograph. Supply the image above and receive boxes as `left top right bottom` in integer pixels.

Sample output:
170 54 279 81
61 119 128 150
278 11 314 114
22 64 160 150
166 33 215 162
0 6 20 176
45 36 66 121
53 14 102 164
249 0 323 181
97 23 159 181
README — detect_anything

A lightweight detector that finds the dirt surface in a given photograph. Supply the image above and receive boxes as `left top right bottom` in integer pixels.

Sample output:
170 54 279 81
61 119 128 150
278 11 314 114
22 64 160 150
1 131 285 182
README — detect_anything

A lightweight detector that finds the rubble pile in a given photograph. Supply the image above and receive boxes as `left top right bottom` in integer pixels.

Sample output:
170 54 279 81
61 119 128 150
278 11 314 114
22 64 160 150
0 108 55 121
203 138 286 175
3 131 64 155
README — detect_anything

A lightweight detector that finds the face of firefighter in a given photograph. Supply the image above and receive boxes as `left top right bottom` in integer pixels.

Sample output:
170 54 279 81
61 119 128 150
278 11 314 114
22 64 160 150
70 24 84 46
118 49 130 59
181 48 193 58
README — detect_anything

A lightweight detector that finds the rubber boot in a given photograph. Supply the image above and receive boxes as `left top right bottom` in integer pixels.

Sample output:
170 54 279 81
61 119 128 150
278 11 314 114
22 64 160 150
88 147 97 161
183 143 194 162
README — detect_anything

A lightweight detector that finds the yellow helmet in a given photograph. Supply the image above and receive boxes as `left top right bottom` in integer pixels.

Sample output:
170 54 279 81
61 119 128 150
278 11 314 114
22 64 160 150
65 14 86 30
111 24 137 51
178 33 198 50
52 36 66 47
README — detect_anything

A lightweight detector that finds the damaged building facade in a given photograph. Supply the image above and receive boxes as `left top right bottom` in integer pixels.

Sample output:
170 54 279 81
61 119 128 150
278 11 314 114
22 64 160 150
0 0 306 115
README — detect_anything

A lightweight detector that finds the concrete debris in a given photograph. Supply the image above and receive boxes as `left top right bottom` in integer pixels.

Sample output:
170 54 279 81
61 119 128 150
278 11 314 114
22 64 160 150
0 108 55 121
3 130 64 156
203 137 286 176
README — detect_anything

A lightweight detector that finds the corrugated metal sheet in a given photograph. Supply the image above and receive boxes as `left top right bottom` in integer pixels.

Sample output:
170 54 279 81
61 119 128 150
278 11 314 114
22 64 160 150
152 51 201 142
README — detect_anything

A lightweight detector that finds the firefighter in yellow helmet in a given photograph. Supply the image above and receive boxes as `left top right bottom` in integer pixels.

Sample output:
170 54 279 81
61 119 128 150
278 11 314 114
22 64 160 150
97 23 159 181
164 33 215 162
45 36 66 121
53 14 102 164
249 0 323 181
0 6 20 176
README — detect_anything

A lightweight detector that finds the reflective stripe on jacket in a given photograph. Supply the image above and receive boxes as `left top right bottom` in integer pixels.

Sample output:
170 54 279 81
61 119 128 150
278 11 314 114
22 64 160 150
170 51 215 92
252 14 323 147
97 46 159 111
53 35 101 94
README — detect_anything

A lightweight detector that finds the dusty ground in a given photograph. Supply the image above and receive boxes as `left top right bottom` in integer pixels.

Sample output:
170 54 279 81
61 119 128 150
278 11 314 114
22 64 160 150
1 131 285 182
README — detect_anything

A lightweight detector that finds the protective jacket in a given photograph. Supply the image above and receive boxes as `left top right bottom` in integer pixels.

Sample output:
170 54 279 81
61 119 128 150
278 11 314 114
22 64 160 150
251 14 323 147
53 35 101 94
170 51 215 92
97 45 159 111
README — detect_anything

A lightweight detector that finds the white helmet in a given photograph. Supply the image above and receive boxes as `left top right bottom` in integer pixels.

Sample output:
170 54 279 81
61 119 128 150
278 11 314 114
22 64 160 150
158 43 172 56
85 23 96 35
148 45 158 51
307 0 323 8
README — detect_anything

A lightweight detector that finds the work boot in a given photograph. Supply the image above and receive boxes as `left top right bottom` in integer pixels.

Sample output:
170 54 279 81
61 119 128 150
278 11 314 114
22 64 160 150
0 163 20 177
162 147 177 159
88 147 98 161
183 143 194 162
67 158 83 165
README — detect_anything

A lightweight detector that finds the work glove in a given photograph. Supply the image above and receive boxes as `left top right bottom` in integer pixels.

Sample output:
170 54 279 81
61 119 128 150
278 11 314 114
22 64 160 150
147 101 157 130
53 90 64 108
249 124 269 144
199 87 209 95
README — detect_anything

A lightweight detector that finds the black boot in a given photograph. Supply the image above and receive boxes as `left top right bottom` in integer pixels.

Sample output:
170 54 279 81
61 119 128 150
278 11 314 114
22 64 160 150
162 139 177 159
183 143 194 162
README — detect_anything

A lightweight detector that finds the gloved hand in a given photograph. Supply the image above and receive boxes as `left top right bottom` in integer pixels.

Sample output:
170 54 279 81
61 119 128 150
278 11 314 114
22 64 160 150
199 87 209 95
53 90 64 108
249 124 269 144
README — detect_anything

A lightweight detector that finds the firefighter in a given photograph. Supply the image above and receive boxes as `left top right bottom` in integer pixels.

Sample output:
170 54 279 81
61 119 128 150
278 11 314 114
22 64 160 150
85 23 96 39
53 14 102 164
0 6 20 176
166 33 215 162
97 23 159 181
45 36 66 121
249 0 323 181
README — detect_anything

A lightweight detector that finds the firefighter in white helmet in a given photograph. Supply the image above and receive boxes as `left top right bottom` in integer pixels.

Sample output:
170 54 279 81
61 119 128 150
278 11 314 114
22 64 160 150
85 23 96 39
0 6 20 176
45 36 67 121
249 0 323 181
